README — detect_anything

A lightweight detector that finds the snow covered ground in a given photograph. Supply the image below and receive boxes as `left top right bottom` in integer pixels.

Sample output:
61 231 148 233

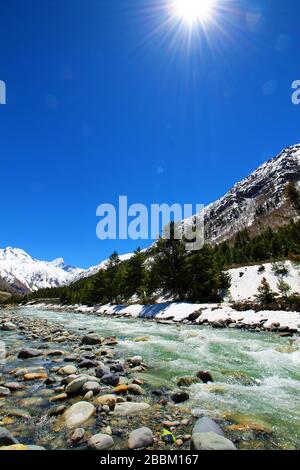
30 300 300 333
228 261 300 301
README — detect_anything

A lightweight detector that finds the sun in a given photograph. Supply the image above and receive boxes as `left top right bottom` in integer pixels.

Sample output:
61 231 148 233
172 0 216 25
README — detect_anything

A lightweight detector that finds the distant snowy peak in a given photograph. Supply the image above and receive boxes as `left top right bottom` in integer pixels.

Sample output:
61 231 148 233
184 143 300 244
0 248 85 292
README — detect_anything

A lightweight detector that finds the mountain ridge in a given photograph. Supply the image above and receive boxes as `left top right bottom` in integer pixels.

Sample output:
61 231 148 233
1 143 300 292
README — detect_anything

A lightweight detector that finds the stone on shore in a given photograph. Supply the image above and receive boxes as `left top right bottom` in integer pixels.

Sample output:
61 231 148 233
192 417 224 436
128 427 153 449
0 387 11 397
65 377 87 395
191 432 237 450
81 334 102 345
87 433 114 450
81 381 101 394
96 394 117 408
191 417 236 450
1 322 17 331
18 348 42 359
63 401 95 429
58 365 77 376
0 427 19 446
113 402 150 416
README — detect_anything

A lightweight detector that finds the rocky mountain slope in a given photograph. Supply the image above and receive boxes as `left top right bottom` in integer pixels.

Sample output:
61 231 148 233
184 144 300 244
1 143 299 293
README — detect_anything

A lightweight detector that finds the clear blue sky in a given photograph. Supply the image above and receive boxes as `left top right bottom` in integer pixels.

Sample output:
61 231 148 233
0 0 300 268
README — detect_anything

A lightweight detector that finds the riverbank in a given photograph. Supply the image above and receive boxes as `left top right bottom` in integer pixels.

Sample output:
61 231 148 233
0 308 241 451
25 301 300 336
1 307 300 450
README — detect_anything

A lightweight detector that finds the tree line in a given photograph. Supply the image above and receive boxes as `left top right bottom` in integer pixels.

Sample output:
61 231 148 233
15 217 300 307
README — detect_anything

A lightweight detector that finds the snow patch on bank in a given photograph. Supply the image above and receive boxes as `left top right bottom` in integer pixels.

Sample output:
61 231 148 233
228 261 300 301
29 301 300 333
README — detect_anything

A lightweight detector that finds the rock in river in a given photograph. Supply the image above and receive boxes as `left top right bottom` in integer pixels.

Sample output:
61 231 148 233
65 377 88 395
96 394 117 408
171 391 189 404
192 417 224 436
0 386 11 397
1 322 17 331
18 348 42 359
81 334 102 345
191 432 237 450
58 365 77 376
81 381 101 394
63 401 95 429
101 374 119 386
128 427 153 449
196 371 213 383
0 427 19 446
87 433 114 450
191 417 236 450
113 402 150 416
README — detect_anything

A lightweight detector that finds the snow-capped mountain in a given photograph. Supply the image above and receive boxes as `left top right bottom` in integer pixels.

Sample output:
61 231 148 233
0 247 85 292
183 144 300 244
1 143 299 292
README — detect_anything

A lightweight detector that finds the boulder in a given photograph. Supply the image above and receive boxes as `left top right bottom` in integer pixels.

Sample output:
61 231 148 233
65 377 87 395
197 371 214 383
81 334 102 345
96 394 117 408
63 401 95 429
87 433 114 450
128 427 153 449
18 348 42 359
58 365 77 376
81 381 101 394
127 384 144 395
101 374 119 386
113 402 150 416
0 386 11 397
192 417 224 436
191 432 236 450
0 427 19 446
171 391 189 404
1 322 17 331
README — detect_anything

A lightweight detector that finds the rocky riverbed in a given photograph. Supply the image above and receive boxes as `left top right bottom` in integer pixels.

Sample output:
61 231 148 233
0 307 299 450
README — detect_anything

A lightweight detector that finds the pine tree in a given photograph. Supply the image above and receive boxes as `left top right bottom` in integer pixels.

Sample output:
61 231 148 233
277 279 291 298
255 277 277 305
